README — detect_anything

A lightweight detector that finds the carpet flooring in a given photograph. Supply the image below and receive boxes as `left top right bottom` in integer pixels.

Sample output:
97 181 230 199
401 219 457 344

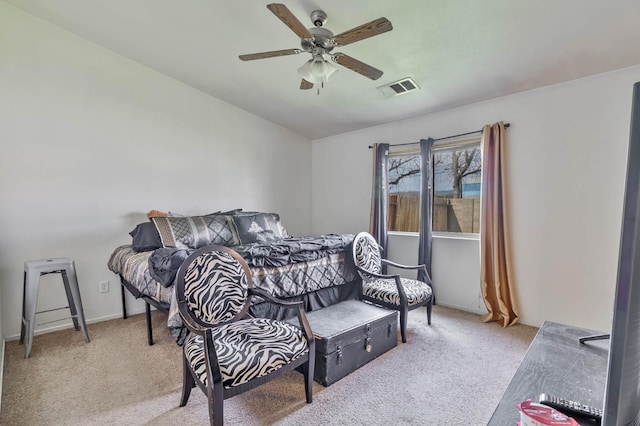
1 305 537 425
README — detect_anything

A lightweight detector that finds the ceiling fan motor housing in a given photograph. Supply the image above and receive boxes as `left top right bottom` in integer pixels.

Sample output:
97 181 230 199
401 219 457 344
301 27 335 53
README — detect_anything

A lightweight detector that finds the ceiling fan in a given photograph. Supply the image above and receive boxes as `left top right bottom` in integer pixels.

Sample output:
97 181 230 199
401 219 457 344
239 3 392 91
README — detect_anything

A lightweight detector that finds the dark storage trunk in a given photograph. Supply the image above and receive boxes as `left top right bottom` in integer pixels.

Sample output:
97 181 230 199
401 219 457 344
300 300 398 386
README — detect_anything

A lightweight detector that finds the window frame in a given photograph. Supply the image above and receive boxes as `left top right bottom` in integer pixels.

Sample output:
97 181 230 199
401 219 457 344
386 136 483 238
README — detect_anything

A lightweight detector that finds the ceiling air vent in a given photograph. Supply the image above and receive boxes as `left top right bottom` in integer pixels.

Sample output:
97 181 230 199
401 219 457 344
377 77 420 98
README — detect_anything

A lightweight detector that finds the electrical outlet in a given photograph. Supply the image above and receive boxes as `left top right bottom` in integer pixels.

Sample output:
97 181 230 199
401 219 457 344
99 280 110 293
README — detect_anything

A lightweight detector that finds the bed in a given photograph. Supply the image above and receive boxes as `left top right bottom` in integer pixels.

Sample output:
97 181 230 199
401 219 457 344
107 210 360 345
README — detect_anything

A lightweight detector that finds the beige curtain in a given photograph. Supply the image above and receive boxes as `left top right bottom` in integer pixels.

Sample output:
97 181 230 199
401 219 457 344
480 122 519 327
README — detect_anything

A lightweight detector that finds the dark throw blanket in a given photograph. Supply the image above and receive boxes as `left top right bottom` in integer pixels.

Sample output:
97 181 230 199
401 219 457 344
148 248 191 288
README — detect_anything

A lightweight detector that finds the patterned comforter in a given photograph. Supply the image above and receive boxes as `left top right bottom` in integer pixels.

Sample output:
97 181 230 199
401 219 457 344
107 246 173 305
108 234 358 344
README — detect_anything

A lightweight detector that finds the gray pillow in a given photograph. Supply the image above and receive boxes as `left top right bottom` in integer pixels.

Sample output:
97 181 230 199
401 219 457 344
232 212 288 245
151 214 239 249
129 222 162 252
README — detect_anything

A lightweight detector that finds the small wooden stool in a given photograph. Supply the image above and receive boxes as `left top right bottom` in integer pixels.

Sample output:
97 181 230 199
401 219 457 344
20 258 90 358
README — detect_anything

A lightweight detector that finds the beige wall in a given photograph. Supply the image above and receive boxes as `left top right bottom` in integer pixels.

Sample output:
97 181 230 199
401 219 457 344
312 65 640 331
0 3 312 339
3 1 640 339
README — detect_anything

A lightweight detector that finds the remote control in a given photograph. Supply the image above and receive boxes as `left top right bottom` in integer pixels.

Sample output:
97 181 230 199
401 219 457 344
539 393 602 422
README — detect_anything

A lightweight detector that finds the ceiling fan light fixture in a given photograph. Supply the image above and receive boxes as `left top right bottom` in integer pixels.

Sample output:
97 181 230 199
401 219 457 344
297 56 338 84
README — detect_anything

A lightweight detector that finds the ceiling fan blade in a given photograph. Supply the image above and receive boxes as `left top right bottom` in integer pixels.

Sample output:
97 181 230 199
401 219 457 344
300 79 314 90
267 3 313 39
239 48 302 61
332 53 383 80
333 17 393 47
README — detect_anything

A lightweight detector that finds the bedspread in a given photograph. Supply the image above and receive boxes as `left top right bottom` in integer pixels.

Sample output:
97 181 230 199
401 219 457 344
108 245 173 304
108 234 358 345
233 233 355 267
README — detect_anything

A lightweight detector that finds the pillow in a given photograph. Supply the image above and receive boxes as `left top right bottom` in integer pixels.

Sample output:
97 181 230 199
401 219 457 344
129 222 163 252
167 210 221 217
232 212 288 245
151 214 240 249
146 209 211 218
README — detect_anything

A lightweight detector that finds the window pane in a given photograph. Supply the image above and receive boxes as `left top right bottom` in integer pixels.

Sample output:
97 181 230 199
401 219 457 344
433 143 481 233
388 153 421 232
386 140 482 234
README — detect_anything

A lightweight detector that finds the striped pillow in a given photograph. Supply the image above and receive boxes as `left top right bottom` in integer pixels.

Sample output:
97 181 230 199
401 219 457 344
151 214 239 249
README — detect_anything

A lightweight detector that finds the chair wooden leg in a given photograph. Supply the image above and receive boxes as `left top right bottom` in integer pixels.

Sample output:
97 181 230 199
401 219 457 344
207 392 215 426
399 307 408 343
304 355 314 403
180 355 194 407
208 384 223 426
427 299 433 325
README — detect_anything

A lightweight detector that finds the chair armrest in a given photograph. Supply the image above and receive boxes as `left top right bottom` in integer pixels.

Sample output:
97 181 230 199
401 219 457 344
177 299 208 334
356 265 410 305
381 259 426 271
354 264 399 280
381 259 432 283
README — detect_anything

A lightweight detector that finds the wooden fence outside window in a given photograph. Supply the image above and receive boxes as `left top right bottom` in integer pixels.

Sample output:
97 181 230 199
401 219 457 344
389 193 480 233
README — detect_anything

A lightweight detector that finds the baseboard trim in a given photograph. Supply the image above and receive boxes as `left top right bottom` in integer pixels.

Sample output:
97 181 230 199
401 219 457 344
4 307 152 342
436 301 488 316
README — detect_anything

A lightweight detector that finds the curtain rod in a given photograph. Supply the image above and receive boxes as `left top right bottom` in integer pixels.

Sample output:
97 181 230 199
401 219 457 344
367 123 510 149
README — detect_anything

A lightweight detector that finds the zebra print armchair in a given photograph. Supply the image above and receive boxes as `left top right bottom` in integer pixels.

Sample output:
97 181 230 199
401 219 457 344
352 232 433 343
175 245 315 426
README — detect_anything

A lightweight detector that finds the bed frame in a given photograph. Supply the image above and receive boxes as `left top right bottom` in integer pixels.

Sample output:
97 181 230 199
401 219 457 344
119 276 169 345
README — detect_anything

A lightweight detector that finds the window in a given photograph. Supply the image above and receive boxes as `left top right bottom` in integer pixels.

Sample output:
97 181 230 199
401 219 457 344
388 147 421 232
433 138 482 233
387 137 482 234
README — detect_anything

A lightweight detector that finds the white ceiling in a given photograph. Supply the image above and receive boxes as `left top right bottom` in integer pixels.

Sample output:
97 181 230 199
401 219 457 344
5 0 640 139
